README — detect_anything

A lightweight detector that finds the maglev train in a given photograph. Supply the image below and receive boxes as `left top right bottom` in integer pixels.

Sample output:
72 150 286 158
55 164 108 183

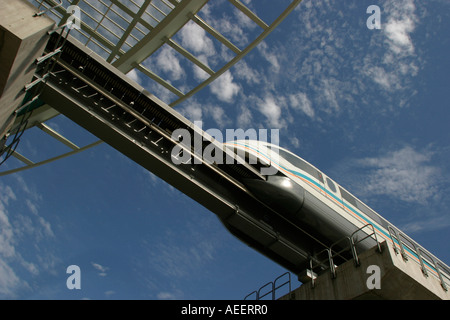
225 140 450 287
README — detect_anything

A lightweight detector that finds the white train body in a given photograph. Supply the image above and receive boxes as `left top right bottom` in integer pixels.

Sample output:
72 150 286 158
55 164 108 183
226 140 450 287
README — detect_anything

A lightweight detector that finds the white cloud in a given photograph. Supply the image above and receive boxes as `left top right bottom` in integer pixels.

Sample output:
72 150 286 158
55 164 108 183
0 182 45 297
147 239 215 279
213 12 250 47
155 46 184 81
362 0 420 93
126 69 142 85
289 136 301 149
235 5 256 29
237 105 253 128
145 82 178 105
234 61 261 85
258 41 280 73
355 146 440 205
0 187 17 259
383 0 417 55
289 92 315 119
198 1 257 49
332 145 450 234
268 0 424 122
321 78 341 112
157 291 177 300
104 290 115 296
192 55 211 82
385 19 415 54
205 104 232 128
402 215 450 234
180 21 216 57
364 66 400 92
259 95 284 128
210 71 240 103
140 214 222 292
178 100 203 122
92 262 109 277
0 259 21 297
38 216 54 238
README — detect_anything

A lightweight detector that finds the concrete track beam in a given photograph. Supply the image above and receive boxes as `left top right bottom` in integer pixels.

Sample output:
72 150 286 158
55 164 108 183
280 242 449 300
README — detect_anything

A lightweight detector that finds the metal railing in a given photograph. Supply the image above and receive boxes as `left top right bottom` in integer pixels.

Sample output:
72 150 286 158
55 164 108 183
244 272 291 300
308 223 382 288
387 226 449 292
306 223 448 292
34 0 63 17
350 223 382 266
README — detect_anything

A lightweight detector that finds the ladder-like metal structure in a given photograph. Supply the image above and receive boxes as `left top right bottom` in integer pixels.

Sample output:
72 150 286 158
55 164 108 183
0 6 86 170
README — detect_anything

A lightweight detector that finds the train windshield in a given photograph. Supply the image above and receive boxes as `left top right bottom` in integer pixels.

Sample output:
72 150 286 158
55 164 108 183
269 145 324 183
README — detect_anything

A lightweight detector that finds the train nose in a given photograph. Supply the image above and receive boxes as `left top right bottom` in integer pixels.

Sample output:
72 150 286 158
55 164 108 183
243 175 305 216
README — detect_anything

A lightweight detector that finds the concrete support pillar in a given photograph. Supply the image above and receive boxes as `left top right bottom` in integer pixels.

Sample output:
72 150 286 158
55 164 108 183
0 0 55 140
280 242 449 300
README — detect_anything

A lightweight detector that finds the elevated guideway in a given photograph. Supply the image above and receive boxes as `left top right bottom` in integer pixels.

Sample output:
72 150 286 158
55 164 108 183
41 36 450 300
2 0 303 176
35 32 328 276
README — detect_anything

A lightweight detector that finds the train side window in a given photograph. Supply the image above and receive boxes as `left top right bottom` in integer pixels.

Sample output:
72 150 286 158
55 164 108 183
317 172 324 183
326 178 337 193
339 187 357 207
355 199 388 228
271 146 324 183
340 185 389 229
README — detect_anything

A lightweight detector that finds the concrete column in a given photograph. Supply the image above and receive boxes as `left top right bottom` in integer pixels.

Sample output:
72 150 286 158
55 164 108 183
0 0 55 140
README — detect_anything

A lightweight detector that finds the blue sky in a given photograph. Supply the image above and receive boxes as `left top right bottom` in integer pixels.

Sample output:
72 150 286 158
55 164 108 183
1 0 450 299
